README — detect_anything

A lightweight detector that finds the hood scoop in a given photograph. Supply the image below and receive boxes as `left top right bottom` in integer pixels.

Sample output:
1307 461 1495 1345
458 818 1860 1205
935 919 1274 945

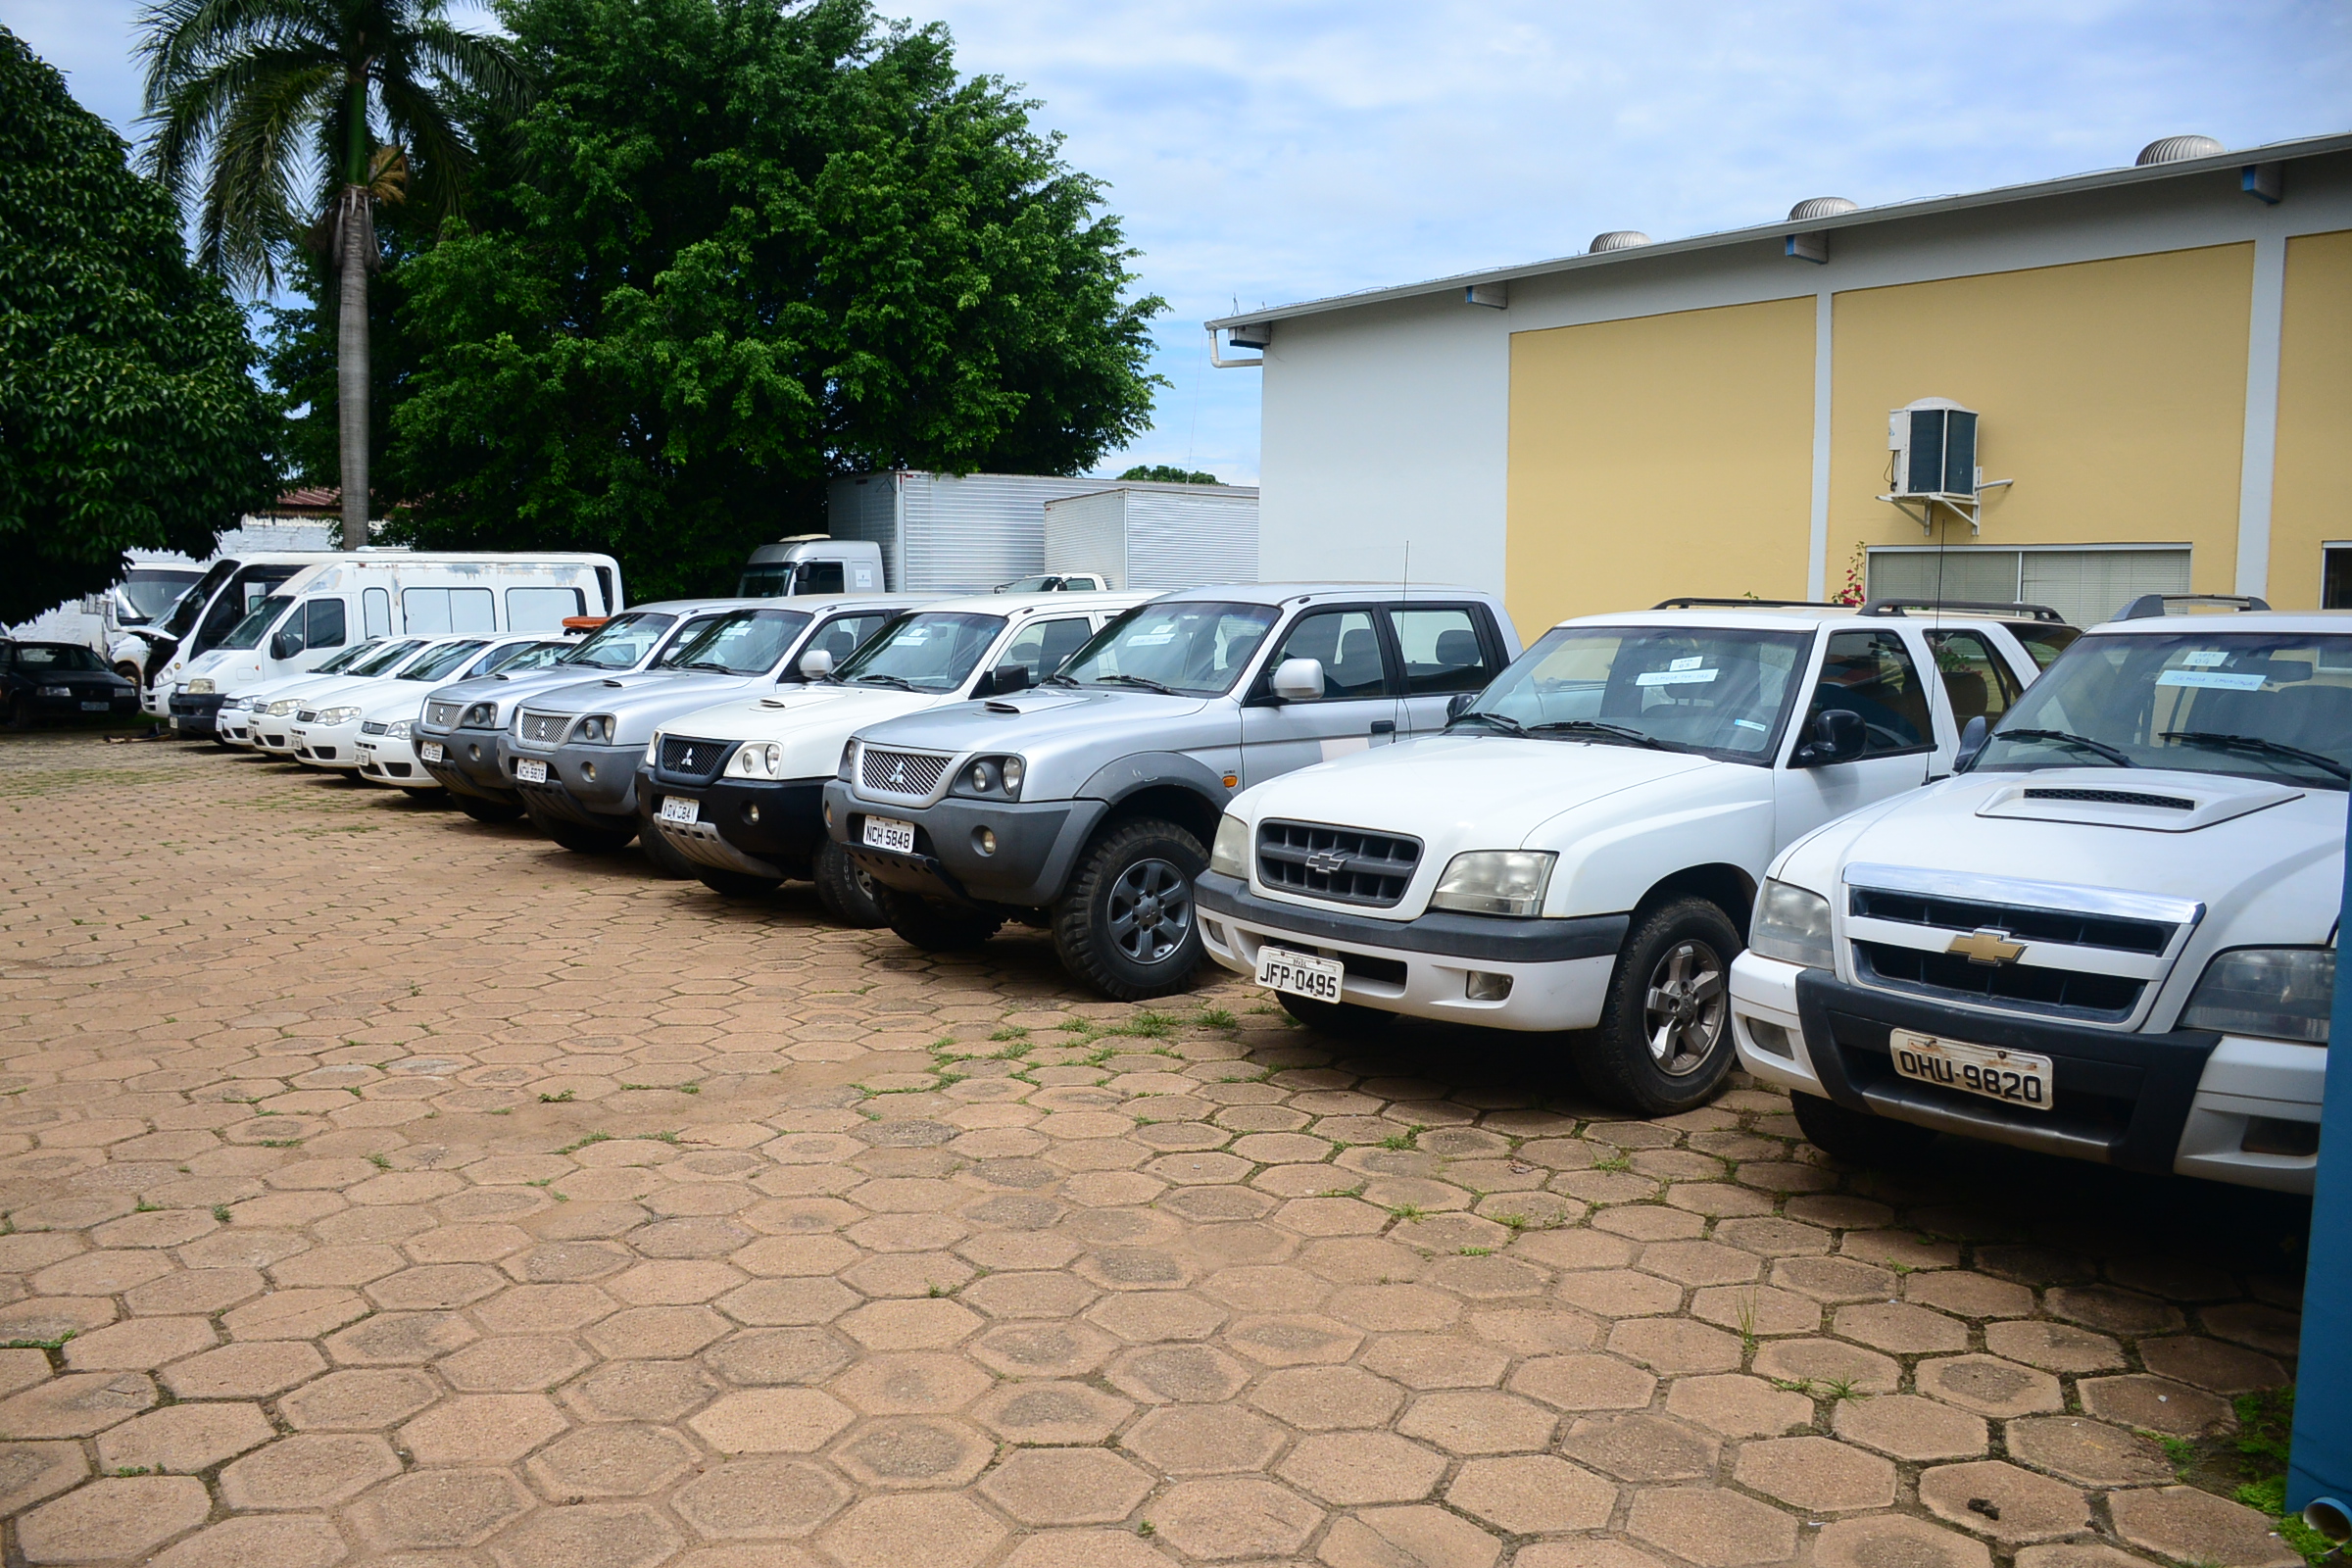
1976 771 2300 833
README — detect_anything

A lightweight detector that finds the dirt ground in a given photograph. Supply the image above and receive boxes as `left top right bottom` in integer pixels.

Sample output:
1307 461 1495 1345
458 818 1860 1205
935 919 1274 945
0 732 2315 1568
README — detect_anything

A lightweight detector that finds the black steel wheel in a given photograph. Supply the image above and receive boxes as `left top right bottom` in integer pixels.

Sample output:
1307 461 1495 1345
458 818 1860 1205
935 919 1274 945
1051 817 1206 1001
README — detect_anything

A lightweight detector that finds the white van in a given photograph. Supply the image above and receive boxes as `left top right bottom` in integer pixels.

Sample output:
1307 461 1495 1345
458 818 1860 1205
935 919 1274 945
161 553 621 737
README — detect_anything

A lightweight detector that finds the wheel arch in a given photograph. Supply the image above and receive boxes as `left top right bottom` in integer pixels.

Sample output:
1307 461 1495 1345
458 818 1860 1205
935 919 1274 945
1079 754 1229 850
1634 862 1758 936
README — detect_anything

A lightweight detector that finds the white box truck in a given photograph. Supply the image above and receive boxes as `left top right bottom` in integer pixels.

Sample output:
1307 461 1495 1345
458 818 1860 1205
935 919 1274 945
824 471 1135 593
1044 482 1258 591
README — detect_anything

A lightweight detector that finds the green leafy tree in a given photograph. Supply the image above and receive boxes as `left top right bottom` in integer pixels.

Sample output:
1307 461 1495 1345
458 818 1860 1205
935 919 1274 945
0 26 276 625
136 0 527 548
1119 465 1221 485
381 0 1164 600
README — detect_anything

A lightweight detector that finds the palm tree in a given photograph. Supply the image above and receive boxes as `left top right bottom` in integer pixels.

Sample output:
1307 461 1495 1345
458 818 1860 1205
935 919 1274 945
136 0 527 549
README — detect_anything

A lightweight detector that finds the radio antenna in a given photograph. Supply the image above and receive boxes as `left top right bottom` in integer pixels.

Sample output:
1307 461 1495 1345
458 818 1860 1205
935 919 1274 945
1402 541 1410 598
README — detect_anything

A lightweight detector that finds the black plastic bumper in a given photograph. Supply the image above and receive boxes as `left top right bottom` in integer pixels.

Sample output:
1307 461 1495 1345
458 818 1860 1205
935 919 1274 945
1792 969 2222 1175
169 691 224 735
1195 870 1629 963
822 781 1101 907
416 728 520 803
640 767 830 875
511 742 645 828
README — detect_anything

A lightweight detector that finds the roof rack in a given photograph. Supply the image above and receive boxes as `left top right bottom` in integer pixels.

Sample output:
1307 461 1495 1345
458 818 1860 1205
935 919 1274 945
1651 597 1844 611
2115 593 2272 620
1858 597 2069 623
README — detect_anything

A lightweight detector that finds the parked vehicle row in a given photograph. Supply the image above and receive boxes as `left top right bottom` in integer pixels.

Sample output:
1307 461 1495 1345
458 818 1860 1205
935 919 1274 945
158 575 2337 1195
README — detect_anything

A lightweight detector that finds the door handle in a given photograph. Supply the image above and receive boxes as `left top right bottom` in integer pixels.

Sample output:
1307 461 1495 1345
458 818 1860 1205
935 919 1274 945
1370 720 1396 737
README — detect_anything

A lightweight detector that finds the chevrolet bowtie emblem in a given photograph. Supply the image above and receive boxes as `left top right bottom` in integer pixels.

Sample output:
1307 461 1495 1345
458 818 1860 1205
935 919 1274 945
1948 927 2026 965
1304 850 1349 874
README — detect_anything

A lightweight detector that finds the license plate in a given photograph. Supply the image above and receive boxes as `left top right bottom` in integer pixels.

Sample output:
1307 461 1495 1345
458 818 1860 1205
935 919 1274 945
515 758 548 784
862 816 916 854
1255 946 1344 1003
659 796 700 826
420 741 444 763
80 701 109 711
1889 1029 2053 1111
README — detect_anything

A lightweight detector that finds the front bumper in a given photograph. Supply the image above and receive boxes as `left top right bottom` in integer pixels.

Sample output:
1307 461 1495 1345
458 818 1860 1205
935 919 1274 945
640 767 829 879
27 690 137 720
414 726 518 803
1729 952 2322 1194
507 740 646 827
288 719 364 769
169 690 225 737
822 782 1102 908
1194 869 1628 1032
358 731 433 788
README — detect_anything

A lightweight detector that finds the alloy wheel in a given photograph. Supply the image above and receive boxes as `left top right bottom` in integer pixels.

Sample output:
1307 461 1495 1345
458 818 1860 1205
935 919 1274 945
1642 938 1726 1077
1106 857 1192 965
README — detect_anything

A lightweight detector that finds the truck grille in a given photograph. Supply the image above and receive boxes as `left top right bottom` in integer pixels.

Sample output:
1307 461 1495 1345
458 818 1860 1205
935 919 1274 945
518 711 566 745
426 701 461 728
1847 886 2177 956
1851 943 2143 1021
859 748 950 799
659 734 732 784
1256 820 1422 908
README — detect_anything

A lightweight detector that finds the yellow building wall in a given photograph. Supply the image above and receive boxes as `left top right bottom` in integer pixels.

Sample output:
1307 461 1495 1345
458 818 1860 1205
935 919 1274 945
1506 297 1816 632
2267 228 2352 609
1829 245 2254 591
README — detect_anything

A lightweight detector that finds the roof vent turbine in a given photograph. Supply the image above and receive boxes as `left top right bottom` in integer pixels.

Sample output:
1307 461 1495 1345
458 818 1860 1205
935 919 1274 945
1788 196 1858 220
2136 135 2225 166
1588 230 1651 253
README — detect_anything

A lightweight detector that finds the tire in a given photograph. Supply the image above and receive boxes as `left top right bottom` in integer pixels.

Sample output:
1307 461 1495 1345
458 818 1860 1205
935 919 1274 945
1571 896 1743 1115
879 885 1004 952
637 821 700 880
526 802 636 854
813 840 890 927
114 663 143 686
1789 1092 1937 1166
456 793 525 824
697 868 782 898
1277 990 1396 1038
3 696 34 732
1051 816 1206 1002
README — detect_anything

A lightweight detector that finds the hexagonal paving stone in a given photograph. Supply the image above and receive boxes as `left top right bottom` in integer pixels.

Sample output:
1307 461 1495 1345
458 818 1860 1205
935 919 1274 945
1915 1354 2066 1419
219 1432 400 1508
1108 1343 1250 1402
1833 1300 1969 1354
1278 1430 1447 1504
1508 1353 1658 1412
1831 1392 1988 1461
1320 1505 1502 1568
689 1388 856 1452
1250 1364 1408 1429
1918 1459 2095 1544
0 1371 156 1438
831 1416 994 1489
280 1366 440 1429
525 1422 699 1498
1124 1402 1289 1474
1446 1454 1616 1533
1558 1413 1719 1483
1152 1478 1324 1560
440 1335 595 1392
1396 1389 1557 1453
17 1474 211 1565
352 1468 535 1550
1749 1338 1899 1394
1001 1530 1183 1568
1811 1514 1992 1568
672 1456 851 1540
1608 1316 1744 1374
818 1492 1007 1568
2137 1336 2288 1395
95 1400 274 1473
1665 1374 1813 1438
1626 1486 1797 1568
147 1514 350 1568
980 1446 1155 1523
2107 1485 2302 1568
164 1341 325 1398
2078 1373 2236 1437
2005 1415 2177 1486
1982 1319 2126 1375
398 1393 569 1465
1731 1435 1894 1512
486 1500 682 1568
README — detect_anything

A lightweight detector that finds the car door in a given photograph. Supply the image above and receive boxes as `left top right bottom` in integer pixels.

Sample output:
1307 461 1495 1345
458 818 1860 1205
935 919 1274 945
1238 605 1403 786
1775 626 1945 846
1389 603 1507 735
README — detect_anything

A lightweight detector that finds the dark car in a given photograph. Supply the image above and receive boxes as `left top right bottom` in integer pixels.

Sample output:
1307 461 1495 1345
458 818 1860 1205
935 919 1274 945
2 642 140 728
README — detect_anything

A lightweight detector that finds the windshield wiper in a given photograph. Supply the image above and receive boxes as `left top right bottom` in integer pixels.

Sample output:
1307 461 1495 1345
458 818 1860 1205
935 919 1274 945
852 673 916 691
1444 710 1526 736
684 661 735 673
1527 719 1670 751
1093 673 1175 695
2160 730 2350 782
1998 728 2137 767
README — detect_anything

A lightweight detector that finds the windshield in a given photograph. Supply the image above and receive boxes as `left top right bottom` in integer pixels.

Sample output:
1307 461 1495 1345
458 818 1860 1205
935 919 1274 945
1971 630 2352 789
13 644 105 671
1457 624 1811 762
163 561 237 639
347 639 424 676
1054 602 1279 697
116 570 200 624
399 641 489 681
314 642 379 673
663 609 813 675
218 595 295 651
487 641 568 674
562 611 678 670
832 612 1005 692
738 564 794 598
998 575 1057 594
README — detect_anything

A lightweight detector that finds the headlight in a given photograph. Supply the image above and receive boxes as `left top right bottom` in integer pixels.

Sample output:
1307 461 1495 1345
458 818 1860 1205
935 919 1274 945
187 678 215 695
838 739 859 781
955 755 1027 800
1431 851 1556 917
576 714 616 744
1749 878 1836 970
267 699 299 716
387 720 412 740
1210 814 1250 877
2180 948 2333 1044
317 706 362 726
464 703 496 727
730 742 784 780
38 685 72 698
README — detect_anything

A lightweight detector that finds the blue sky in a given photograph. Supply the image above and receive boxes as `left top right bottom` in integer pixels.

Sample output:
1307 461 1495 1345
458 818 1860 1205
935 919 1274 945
10 0 2350 485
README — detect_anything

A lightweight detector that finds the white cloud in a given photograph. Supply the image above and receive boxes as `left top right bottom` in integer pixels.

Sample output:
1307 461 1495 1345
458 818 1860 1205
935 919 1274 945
11 0 2346 486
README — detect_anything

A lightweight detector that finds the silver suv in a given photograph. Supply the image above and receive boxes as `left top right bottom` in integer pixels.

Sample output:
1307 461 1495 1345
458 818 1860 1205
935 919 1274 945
822 585 1522 999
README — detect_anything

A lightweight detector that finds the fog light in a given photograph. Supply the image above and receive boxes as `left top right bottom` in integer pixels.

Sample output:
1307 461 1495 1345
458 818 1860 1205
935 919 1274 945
745 804 760 823
1465 971 1513 1002
467 744 482 760
581 761 596 781
2241 1116 2319 1157
974 827 999 857
823 799 833 827
1744 1017 1795 1059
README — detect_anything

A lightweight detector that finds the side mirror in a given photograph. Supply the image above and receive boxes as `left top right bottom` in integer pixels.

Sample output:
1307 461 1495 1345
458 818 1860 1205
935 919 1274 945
1270 657 1324 702
270 630 304 661
797 648 834 680
1446 692 1478 720
984 663 1031 697
1955 713 1989 771
1792 708 1865 767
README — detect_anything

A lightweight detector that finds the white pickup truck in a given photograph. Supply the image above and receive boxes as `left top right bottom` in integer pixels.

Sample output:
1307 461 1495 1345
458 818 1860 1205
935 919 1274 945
1732 600 2342 1193
1200 600 2060 1114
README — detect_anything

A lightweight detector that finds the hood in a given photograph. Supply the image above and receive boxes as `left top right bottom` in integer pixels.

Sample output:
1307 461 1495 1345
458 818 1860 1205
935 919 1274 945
424 664 615 727
514 668 781 742
660 683 946 777
850 686 1215 758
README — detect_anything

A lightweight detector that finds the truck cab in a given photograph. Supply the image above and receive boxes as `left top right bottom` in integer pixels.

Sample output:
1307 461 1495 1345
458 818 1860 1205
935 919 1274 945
1196 600 2052 1112
739 538 888 597
1732 601 2344 1193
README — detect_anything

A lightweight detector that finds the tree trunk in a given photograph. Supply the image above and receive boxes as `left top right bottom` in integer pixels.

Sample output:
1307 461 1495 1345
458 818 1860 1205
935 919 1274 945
336 205 370 552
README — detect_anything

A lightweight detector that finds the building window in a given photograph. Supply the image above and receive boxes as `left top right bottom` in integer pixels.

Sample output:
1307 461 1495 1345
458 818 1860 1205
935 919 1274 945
1867 546 2190 629
2325 547 2352 610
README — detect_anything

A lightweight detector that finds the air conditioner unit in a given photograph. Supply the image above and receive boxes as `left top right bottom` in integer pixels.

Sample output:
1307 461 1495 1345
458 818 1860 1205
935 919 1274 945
1888 398 1980 498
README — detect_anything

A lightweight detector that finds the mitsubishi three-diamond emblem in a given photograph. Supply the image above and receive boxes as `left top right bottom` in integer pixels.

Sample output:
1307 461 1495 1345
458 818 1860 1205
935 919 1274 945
890 761 907 788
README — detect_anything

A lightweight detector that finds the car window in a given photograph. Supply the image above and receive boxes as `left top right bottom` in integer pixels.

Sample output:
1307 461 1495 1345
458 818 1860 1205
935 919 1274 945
997 616 1096 686
1804 630 1934 756
13 644 104 671
1269 609 1389 700
795 560 846 594
401 641 490 681
1927 629 2024 731
805 613 889 670
1468 625 1807 760
1390 607 1494 696
305 598 347 650
563 612 678 669
668 609 814 675
833 612 1005 692
484 640 564 674
2015 624 2082 669
1054 602 1280 697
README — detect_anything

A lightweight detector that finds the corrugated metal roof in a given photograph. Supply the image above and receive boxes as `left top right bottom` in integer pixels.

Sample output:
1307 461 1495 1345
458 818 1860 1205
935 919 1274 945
1205 129 2352 331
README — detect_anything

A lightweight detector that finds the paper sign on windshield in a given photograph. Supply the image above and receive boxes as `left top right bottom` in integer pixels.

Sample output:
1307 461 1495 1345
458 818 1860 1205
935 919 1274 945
2158 670 2266 690
1636 666 1719 687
